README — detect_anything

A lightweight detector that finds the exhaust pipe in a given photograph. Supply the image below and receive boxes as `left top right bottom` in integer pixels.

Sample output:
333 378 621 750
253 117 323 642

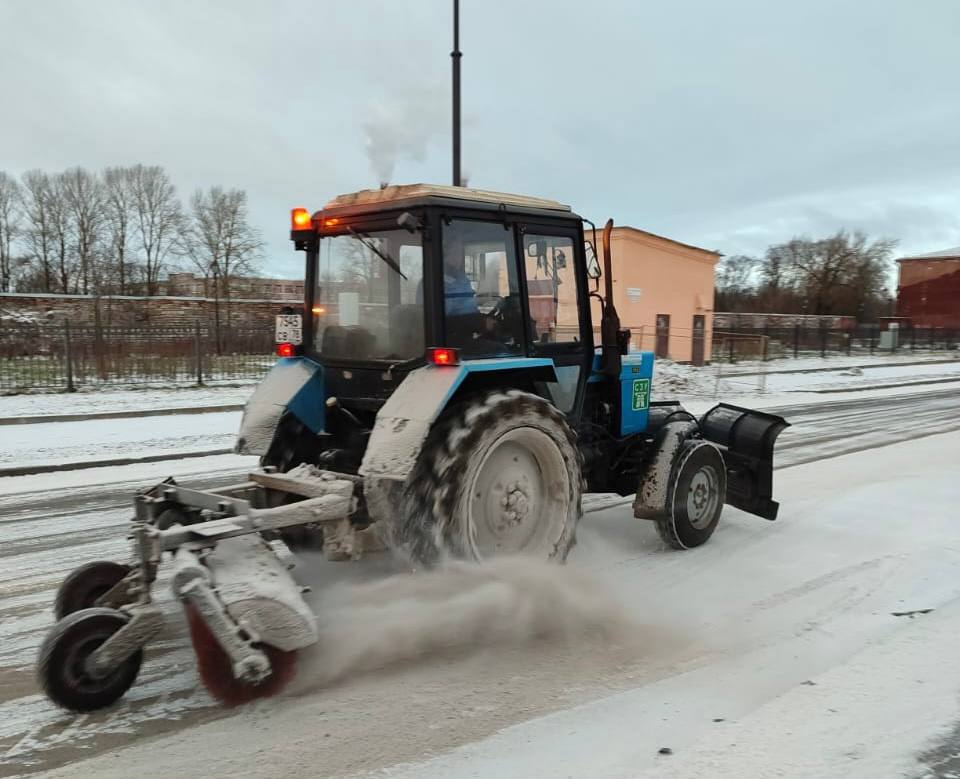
599 218 625 378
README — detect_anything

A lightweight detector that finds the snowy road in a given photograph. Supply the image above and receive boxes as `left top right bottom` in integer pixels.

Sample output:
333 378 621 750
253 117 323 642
1 388 959 777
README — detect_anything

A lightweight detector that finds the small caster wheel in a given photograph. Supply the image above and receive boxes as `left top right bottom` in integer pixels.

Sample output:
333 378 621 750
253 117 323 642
54 561 132 620
38 608 143 712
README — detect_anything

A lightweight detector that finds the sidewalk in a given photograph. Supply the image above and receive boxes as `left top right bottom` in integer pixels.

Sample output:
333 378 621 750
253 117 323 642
0 384 254 421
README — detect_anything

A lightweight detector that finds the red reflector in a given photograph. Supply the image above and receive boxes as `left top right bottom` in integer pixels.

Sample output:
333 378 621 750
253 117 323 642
427 347 459 366
276 342 296 358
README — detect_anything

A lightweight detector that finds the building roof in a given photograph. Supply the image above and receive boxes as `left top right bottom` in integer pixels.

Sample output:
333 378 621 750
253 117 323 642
607 225 721 258
324 184 571 213
897 246 960 262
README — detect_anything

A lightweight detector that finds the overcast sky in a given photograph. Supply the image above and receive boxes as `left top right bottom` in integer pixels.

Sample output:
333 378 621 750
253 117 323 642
2 0 959 279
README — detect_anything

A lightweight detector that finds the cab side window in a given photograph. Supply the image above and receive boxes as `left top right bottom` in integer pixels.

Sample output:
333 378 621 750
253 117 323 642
441 220 523 356
521 233 579 345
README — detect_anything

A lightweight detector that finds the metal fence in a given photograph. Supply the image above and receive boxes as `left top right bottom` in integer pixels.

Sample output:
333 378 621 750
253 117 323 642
0 322 275 393
3 319 958 393
713 324 959 362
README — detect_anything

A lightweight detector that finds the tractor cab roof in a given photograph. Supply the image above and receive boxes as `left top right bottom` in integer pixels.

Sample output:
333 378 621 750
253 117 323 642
317 183 580 222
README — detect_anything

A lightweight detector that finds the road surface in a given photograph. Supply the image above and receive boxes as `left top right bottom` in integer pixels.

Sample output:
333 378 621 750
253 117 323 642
1 387 959 777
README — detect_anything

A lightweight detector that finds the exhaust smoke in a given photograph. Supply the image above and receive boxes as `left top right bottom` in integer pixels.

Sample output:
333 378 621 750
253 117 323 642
291 557 635 692
363 86 447 186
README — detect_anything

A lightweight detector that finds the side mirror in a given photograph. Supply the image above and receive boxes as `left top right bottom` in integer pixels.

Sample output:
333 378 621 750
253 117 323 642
585 241 601 279
526 239 547 258
397 211 421 233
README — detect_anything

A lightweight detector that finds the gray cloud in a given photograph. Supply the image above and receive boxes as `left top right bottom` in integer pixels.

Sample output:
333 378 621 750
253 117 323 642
1 0 958 279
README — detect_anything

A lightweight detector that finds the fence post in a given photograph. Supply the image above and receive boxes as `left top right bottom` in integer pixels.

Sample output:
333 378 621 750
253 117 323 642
910 324 916 351
793 323 800 358
845 329 852 356
64 321 76 393
870 327 876 355
194 320 204 386
762 324 769 361
728 325 736 363
820 325 827 358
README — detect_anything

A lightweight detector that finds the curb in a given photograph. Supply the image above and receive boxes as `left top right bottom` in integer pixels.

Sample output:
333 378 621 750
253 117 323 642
0 404 245 426
802 376 960 394
0 448 235 478
722 357 959 378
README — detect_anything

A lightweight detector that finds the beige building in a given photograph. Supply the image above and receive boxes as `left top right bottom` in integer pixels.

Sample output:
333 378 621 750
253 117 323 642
557 226 719 363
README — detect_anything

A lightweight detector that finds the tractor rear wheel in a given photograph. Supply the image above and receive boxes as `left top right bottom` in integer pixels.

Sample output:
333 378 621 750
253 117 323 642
655 441 726 550
401 390 583 565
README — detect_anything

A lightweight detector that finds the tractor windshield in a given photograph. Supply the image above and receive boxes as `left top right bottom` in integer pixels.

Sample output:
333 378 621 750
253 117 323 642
314 229 425 362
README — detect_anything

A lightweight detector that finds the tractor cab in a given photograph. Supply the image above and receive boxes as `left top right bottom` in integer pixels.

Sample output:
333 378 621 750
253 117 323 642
286 184 597 416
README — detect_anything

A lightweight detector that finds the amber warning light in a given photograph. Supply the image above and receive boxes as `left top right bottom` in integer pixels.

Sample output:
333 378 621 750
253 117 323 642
291 208 311 230
427 347 460 366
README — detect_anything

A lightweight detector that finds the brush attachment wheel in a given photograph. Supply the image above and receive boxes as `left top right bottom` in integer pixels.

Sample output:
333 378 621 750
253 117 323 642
38 608 143 712
184 604 299 706
54 561 132 620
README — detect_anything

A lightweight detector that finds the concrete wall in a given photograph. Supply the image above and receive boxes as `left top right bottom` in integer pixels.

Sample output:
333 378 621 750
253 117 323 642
0 292 299 328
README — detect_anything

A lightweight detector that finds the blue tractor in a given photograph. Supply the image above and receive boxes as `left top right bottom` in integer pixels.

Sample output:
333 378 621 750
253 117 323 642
37 185 788 712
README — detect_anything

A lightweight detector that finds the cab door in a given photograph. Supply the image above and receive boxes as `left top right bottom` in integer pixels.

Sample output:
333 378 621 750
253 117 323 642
516 223 593 417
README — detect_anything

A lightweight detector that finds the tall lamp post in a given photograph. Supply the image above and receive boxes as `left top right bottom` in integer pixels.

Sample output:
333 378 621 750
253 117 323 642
451 0 462 186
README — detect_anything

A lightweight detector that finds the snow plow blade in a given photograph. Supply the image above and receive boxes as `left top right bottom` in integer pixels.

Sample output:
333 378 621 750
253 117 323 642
699 403 790 520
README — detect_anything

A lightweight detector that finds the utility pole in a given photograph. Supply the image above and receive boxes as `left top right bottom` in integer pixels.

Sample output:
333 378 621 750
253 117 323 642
451 0 462 186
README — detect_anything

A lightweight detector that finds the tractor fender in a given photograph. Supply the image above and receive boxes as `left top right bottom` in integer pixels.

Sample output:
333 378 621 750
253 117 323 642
359 358 558 484
633 420 699 520
236 357 324 456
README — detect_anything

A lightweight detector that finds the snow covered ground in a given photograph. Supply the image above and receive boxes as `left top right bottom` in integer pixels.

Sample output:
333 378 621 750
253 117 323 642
0 385 253 420
2 429 959 778
654 354 960 400
0 412 242 470
0 354 957 476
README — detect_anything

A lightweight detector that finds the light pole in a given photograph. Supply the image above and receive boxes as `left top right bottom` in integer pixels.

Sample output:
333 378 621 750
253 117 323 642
451 0 462 186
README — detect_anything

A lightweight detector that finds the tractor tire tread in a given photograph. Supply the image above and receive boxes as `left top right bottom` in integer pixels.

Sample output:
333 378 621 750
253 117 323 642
399 389 584 564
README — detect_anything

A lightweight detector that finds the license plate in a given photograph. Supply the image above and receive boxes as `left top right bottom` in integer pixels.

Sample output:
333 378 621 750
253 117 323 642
275 314 303 344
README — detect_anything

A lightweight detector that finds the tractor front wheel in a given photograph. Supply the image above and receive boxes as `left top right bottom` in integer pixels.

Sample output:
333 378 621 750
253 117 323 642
401 390 583 565
656 441 726 550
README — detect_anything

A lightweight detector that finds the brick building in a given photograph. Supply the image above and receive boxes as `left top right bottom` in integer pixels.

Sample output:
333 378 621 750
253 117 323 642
896 247 960 328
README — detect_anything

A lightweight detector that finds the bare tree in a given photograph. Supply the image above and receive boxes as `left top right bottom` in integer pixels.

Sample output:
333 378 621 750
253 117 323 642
714 254 758 311
762 231 896 318
48 173 74 293
183 186 263 345
62 167 105 295
103 166 137 294
20 170 74 292
0 172 22 292
130 165 182 295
